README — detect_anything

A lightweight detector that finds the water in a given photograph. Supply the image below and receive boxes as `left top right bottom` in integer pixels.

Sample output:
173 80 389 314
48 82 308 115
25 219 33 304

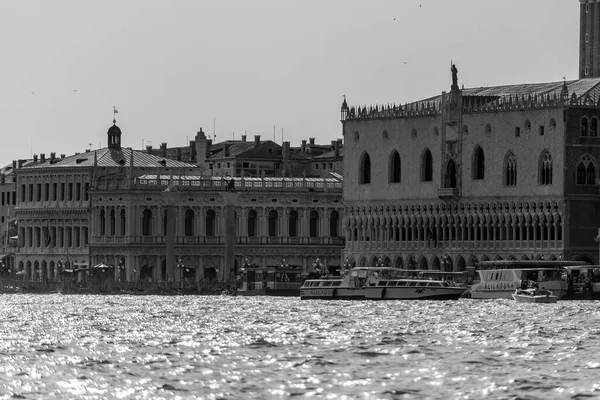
0 295 599 400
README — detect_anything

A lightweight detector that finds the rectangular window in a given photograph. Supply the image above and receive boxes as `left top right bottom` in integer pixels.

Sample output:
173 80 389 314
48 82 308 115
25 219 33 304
586 66 590 76
68 183 73 201
226 162 230 168
13 191 16 205
36 183 42 201
52 183 57 201
1 192 4 205
84 183 89 201
61 183 65 201
315 164 319 170
539 126 545 136
28 184 33 202
515 127 521 137
44 183 50 201
76 183 81 201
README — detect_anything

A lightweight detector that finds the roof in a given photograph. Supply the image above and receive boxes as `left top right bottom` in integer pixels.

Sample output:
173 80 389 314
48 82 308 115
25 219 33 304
22 147 198 169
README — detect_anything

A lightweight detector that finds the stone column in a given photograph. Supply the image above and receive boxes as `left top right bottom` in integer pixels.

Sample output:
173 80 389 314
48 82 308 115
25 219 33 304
222 193 236 281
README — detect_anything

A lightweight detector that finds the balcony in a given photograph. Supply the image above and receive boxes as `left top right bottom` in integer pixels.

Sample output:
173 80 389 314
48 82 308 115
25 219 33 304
438 187 460 199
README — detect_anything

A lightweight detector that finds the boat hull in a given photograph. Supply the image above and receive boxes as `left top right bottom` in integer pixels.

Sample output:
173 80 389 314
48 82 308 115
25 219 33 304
365 286 465 300
511 294 558 303
300 287 364 300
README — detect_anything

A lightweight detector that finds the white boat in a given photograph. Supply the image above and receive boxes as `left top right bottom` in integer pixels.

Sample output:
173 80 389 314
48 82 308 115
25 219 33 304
563 265 600 300
469 260 587 300
300 267 467 300
511 288 558 303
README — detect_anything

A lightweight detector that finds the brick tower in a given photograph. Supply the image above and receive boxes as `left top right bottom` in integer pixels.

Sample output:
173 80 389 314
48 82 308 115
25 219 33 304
580 0 600 78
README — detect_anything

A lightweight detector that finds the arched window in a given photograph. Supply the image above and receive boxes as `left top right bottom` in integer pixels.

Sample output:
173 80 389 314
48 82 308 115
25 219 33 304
288 210 298 237
142 209 153 236
473 146 485 180
110 209 116 236
539 152 553 185
268 210 278 237
184 209 195 236
445 159 457 188
504 152 517 186
359 152 371 184
99 209 106 236
247 210 257 237
120 209 126 236
205 209 216 236
389 151 401 183
591 118 598 137
330 210 339 237
577 155 596 185
421 149 433 182
309 210 319 238
581 117 589 137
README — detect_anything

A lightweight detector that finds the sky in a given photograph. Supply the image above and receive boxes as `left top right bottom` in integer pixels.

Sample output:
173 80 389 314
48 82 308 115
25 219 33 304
0 0 580 165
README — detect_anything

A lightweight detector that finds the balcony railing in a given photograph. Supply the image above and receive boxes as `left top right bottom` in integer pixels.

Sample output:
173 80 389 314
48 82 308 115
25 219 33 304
89 235 345 246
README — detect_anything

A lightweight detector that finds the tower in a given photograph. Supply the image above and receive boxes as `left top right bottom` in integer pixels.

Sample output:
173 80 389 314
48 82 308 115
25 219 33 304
580 0 600 78
107 106 122 149
195 127 208 170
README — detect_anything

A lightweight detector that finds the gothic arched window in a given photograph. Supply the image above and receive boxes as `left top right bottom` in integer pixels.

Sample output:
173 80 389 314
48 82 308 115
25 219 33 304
205 209 216 236
389 151 401 183
359 152 371 184
268 210 278 237
247 210 257 237
142 209 153 236
184 209 195 236
309 210 319 238
330 210 339 237
504 152 517 186
473 146 485 180
421 149 433 182
581 117 589 137
577 155 596 185
539 151 553 185
288 210 298 237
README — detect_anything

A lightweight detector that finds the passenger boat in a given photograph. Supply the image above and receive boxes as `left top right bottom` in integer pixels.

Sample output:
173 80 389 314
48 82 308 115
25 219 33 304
237 266 303 296
300 267 467 300
511 288 558 303
469 260 587 300
563 265 600 300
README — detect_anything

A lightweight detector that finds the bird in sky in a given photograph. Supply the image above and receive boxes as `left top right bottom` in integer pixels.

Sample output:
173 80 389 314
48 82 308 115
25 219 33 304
73 89 77 92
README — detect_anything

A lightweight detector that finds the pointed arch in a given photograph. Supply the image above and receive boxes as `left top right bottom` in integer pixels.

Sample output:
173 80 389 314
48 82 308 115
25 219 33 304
359 152 371 184
472 145 485 180
591 117 598 137
539 151 553 185
421 148 433 182
581 116 589 137
388 150 401 183
504 151 517 186
576 154 597 185
444 159 457 188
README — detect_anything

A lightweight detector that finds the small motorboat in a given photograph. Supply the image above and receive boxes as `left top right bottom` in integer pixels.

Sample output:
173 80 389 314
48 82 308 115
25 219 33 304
511 288 558 303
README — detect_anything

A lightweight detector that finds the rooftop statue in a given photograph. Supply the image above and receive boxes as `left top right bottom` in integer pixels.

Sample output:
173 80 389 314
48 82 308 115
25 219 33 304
451 64 458 88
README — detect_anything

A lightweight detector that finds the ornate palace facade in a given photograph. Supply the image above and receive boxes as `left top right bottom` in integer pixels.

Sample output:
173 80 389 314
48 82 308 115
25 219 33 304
341 71 600 271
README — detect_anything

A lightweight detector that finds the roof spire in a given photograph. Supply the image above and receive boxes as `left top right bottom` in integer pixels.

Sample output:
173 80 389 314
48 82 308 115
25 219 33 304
113 105 119 124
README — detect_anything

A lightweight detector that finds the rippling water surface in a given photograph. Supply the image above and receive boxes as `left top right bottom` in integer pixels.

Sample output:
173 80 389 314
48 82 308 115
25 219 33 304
1 294 600 399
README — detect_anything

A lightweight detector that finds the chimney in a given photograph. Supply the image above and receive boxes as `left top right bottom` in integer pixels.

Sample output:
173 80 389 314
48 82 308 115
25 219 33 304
61 154 65 159
224 143 229 157
254 135 260 145
282 141 290 177
189 140 195 161
12 160 16 169
301 139 307 152
33 154 38 162
40 153 46 162
0 173 4 185
50 152 56 161
206 139 212 159
241 135 247 143
176 148 182 161
160 143 167 157
336 139 342 155
17 159 24 168
146 145 153 153
333 140 340 156
309 137 315 145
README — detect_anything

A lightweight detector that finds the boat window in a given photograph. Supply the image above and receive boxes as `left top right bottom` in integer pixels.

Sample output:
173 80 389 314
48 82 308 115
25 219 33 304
332 281 341 286
427 282 442 287
387 281 397 286
397 281 407 286
323 281 332 286
416 282 427 287
407 281 417 286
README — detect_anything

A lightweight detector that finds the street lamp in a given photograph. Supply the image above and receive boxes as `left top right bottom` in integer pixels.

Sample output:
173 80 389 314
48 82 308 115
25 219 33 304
313 257 323 275
241 256 251 272
280 258 289 269
408 256 416 270
375 256 383 268
343 257 351 274
441 254 450 272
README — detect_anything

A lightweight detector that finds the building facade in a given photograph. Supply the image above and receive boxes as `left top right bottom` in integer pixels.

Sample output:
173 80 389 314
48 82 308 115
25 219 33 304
9 119 344 282
341 70 600 271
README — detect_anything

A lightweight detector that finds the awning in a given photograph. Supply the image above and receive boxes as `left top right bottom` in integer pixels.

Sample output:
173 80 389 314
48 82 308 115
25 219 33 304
0 254 8 260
